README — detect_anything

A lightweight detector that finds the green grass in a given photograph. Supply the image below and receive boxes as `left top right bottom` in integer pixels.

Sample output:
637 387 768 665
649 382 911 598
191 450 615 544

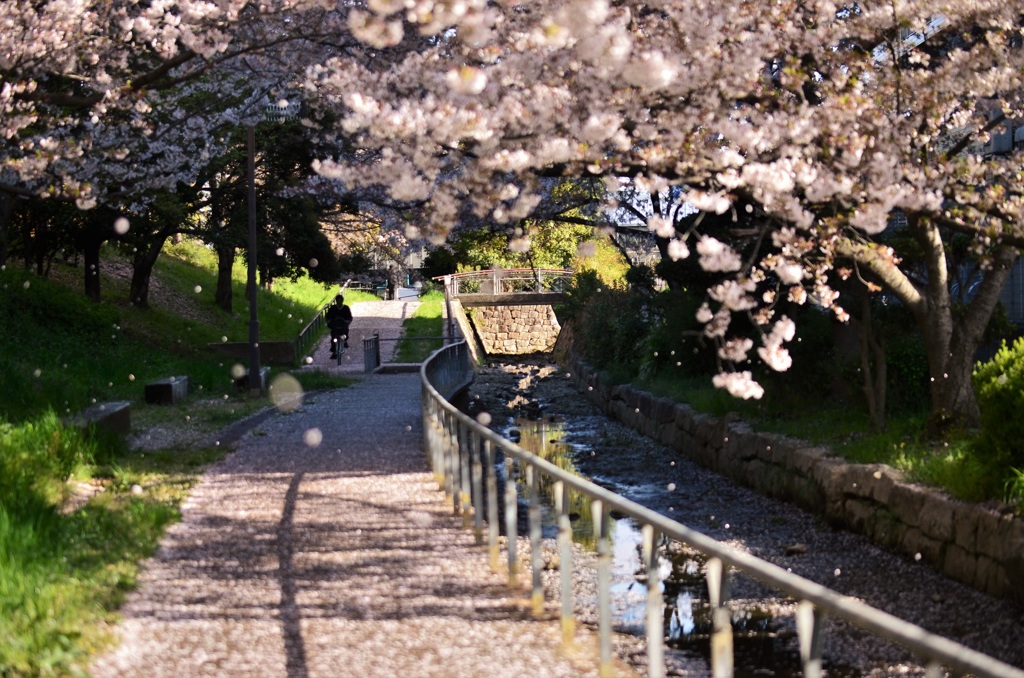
395 288 445 362
0 240 363 676
1006 468 1024 514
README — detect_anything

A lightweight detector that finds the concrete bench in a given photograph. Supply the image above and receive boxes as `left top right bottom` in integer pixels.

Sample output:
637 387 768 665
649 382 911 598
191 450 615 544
234 366 271 392
66 401 131 437
144 376 189 405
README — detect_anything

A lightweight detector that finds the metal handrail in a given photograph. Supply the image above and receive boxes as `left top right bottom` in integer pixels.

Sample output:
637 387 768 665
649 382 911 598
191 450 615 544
294 303 331 362
419 340 1024 678
435 268 573 297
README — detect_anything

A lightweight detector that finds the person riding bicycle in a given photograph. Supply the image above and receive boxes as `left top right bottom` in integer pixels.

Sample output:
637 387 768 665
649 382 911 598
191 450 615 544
325 294 353 360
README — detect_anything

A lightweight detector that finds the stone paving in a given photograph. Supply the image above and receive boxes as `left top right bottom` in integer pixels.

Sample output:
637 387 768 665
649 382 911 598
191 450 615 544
91 300 613 677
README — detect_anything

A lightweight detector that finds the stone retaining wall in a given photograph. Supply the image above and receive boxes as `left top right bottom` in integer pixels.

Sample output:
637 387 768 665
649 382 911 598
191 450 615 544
567 355 1024 603
472 305 560 355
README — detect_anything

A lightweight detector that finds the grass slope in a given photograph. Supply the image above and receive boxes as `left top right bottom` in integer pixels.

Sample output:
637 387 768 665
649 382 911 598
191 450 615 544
395 289 445 362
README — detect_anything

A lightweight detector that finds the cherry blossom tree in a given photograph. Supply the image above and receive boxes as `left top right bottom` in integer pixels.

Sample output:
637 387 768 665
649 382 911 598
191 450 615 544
4 0 1023 431
316 0 1023 431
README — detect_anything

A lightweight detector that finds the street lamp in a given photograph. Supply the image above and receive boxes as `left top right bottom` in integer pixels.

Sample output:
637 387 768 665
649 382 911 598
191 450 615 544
246 100 299 391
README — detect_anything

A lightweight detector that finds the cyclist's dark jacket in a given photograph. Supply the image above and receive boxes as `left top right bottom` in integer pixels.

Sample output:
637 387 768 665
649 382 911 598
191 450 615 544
326 302 353 334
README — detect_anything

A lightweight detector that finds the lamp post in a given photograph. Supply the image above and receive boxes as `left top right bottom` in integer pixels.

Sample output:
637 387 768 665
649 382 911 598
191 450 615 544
245 100 298 391
246 123 261 390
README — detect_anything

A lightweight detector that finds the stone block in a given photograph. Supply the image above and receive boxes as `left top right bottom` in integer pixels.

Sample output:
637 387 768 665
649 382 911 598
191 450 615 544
918 493 957 543
975 509 1015 561
759 433 797 465
620 385 640 409
943 543 977 587
791 477 827 513
867 466 902 505
871 509 906 550
144 375 189 405
673 402 697 432
841 464 884 500
844 497 877 535
635 389 655 416
650 396 677 424
744 459 770 493
974 554 999 594
888 482 929 529
786 446 829 477
810 457 848 505
234 366 271 392
953 504 979 552
901 526 944 567
67 401 131 437
641 416 659 440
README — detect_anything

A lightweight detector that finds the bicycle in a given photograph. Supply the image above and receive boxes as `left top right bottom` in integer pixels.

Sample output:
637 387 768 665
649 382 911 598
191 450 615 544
330 334 349 365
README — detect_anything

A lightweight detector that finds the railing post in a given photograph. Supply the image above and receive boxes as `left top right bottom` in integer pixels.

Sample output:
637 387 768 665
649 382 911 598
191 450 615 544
427 398 443 485
504 456 518 586
707 557 733 678
797 600 823 678
593 500 613 678
470 429 484 545
459 421 473 529
643 524 665 678
555 480 575 645
527 463 544 616
447 412 460 513
363 332 381 372
485 440 501 572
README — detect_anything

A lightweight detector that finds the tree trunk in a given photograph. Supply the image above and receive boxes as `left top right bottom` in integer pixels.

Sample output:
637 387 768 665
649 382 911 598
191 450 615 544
923 245 1017 434
215 243 235 313
77 209 115 302
129 239 168 308
859 295 888 432
0 192 13 268
83 238 102 302
839 217 1017 434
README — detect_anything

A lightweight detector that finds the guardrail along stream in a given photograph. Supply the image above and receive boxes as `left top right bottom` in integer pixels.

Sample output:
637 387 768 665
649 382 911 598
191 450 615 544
421 342 1024 678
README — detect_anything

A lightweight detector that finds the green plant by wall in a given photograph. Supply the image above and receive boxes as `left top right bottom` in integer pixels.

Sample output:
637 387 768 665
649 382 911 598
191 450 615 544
973 336 1024 471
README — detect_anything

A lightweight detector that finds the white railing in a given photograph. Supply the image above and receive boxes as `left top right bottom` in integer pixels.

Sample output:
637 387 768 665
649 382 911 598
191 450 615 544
438 268 573 297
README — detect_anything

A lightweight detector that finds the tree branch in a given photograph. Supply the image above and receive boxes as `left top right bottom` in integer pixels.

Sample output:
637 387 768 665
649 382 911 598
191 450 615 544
834 235 925 315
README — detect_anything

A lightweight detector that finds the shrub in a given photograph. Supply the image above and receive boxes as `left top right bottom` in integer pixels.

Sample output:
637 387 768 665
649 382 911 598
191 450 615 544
563 271 658 374
0 412 94 515
973 337 1024 470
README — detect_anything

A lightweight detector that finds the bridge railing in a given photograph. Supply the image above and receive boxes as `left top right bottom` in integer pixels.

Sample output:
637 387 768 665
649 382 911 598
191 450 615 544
419 341 1024 678
439 268 573 297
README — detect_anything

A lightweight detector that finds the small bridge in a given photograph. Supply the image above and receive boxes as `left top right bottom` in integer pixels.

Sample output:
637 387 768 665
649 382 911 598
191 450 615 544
437 268 573 357
437 268 572 307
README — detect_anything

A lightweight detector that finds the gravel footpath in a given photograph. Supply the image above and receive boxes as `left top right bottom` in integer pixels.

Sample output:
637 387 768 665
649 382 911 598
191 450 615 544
465 360 1024 676
93 303 624 677
91 370 617 678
